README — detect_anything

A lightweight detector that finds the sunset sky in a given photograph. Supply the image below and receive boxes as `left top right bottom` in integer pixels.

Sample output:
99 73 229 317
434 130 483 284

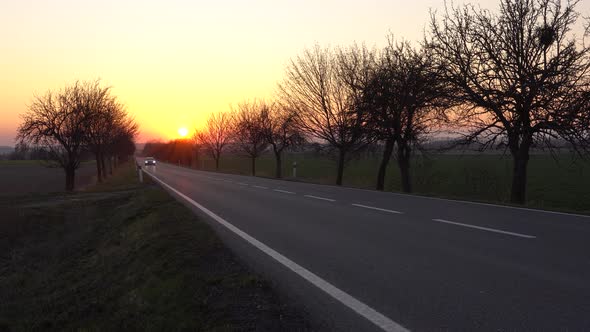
1 0 588 146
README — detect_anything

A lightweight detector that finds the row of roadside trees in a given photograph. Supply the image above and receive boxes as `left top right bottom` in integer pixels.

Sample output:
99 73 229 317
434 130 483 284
188 40 445 193
188 0 590 205
17 80 138 190
196 101 304 178
143 101 304 179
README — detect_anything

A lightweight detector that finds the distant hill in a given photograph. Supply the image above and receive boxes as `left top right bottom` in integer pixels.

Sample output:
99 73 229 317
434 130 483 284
0 146 13 154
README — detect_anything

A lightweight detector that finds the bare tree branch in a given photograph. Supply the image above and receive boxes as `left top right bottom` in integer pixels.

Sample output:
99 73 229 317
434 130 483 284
278 44 375 185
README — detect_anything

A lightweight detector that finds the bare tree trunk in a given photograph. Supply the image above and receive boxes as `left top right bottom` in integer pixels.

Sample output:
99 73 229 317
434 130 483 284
101 156 107 179
251 156 256 176
274 151 282 178
510 149 530 204
108 156 113 175
376 138 394 191
65 165 75 191
397 143 412 193
336 149 346 186
215 156 220 171
398 157 412 193
95 152 103 183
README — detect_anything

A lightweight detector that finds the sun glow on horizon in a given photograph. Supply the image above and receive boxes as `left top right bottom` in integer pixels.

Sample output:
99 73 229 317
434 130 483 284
178 127 189 138
1 0 589 146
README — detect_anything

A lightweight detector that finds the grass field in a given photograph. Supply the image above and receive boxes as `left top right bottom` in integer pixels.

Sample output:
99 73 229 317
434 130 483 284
0 159 96 166
194 152 590 214
0 163 310 331
0 161 97 195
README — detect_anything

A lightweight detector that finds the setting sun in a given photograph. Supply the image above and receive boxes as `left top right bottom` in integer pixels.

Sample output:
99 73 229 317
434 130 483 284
178 127 189 137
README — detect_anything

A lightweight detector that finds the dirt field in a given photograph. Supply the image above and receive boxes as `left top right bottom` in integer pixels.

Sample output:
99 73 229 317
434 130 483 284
0 161 97 195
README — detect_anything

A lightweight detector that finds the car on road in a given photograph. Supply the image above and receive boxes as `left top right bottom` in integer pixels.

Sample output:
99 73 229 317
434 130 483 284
144 157 156 166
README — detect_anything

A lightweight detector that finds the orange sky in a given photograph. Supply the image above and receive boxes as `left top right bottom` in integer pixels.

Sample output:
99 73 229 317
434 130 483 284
1 0 588 146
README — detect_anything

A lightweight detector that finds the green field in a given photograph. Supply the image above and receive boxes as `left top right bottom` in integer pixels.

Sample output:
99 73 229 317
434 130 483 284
194 152 590 214
0 164 309 331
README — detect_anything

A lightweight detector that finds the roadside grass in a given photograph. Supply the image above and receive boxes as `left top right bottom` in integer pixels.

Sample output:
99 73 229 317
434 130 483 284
85 165 142 192
0 163 309 332
195 153 590 214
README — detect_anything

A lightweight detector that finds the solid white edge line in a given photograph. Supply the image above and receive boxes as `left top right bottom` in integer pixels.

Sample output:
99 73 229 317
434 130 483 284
304 194 336 202
273 189 296 194
144 170 409 332
352 204 403 214
432 219 536 239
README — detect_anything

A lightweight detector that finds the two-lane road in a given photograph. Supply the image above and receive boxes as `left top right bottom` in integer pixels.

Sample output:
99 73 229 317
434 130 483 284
140 160 590 331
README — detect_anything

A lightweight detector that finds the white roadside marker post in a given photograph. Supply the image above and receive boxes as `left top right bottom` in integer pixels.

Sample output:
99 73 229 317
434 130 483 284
137 164 143 183
292 161 297 178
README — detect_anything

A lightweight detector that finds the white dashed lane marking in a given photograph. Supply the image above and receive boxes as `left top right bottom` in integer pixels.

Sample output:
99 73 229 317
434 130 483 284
352 204 403 214
304 195 336 202
432 219 536 239
273 189 296 194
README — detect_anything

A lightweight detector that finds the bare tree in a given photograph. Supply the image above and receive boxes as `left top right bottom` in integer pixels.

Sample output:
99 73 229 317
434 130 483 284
108 120 138 166
261 102 305 178
107 111 138 168
191 128 203 169
279 44 375 185
232 100 268 176
89 95 136 178
17 82 93 191
198 112 233 171
429 0 590 204
18 80 136 189
363 39 447 192
83 83 122 182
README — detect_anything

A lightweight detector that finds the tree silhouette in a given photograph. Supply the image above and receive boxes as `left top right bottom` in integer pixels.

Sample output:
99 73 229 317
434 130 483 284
261 101 305 178
198 112 233 171
279 44 375 185
429 0 590 203
18 81 137 190
232 100 268 176
363 39 448 192
83 83 134 181
18 82 93 190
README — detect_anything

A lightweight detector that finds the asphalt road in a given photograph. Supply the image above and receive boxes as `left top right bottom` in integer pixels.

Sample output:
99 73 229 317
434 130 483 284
140 160 590 331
